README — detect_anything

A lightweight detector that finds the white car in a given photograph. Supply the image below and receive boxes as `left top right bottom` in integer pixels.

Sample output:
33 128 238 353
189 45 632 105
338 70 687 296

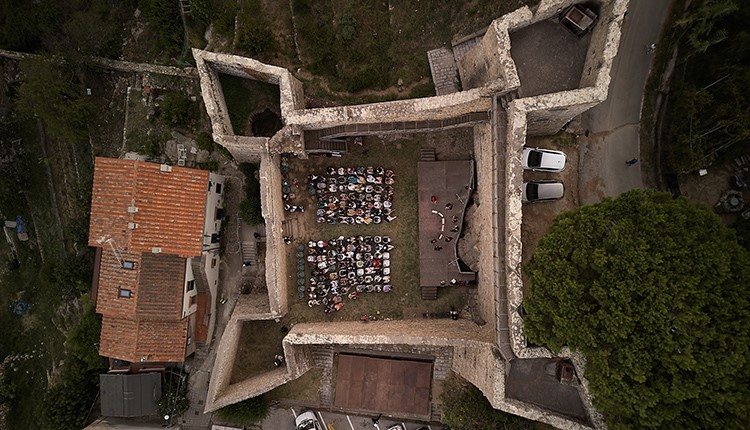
522 180 564 202
522 147 567 172
296 411 323 430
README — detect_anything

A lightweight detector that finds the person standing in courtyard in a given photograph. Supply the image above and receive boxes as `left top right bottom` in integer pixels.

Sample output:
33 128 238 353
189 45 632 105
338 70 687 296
626 158 639 167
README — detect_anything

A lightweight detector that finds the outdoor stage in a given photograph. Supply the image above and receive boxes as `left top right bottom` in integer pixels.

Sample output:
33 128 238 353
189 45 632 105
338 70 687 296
417 159 476 293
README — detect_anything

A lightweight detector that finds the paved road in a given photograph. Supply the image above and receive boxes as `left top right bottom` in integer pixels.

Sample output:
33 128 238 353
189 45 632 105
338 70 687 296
580 0 674 204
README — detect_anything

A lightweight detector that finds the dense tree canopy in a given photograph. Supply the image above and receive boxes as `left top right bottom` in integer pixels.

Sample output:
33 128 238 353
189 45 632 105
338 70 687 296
14 57 94 145
524 190 750 429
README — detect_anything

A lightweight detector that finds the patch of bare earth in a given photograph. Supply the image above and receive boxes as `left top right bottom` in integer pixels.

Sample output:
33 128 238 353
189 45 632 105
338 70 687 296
521 134 580 294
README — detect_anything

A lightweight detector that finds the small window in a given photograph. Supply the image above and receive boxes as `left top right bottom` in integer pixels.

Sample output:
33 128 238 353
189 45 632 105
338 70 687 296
208 181 213 191
211 258 216 268
186 280 195 292
215 183 222 194
118 288 132 298
122 261 135 270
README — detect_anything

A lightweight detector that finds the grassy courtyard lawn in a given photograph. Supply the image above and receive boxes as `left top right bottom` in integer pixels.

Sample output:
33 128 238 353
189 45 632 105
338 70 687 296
282 134 469 325
230 320 288 383
265 367 321 403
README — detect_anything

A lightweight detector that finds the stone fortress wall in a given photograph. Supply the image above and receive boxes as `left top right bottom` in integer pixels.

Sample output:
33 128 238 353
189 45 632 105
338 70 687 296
196 0 628 428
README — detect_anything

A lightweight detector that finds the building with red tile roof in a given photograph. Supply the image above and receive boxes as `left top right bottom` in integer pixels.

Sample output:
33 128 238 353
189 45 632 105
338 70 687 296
89 158 225 366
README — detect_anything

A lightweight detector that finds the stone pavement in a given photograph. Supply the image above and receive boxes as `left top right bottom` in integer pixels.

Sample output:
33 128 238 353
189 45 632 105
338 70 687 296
427 48 458 96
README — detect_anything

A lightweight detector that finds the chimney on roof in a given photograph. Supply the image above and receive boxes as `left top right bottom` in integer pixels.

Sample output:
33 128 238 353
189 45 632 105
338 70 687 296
151 247 162 253
127 222 138 229
160 164 173 173
127 205 138 213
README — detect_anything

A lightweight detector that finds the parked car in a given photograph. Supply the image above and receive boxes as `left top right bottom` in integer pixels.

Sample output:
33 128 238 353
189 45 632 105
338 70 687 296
522 180 564 202
522 147 567 172
386 425 406 430
296 411 323 430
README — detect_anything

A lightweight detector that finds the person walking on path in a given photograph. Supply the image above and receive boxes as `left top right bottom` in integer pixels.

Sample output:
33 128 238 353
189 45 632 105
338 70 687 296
626 158 639 167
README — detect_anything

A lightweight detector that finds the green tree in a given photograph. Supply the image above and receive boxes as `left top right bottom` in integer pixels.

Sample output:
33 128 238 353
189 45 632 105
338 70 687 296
440 373 539 430
524 190 750 429
676 0 738 56
14 57 93 145
215 396 269 425
138 0 183 53
43 358 97 430
158 375 190 420
160 92 191 127
65 294 103 371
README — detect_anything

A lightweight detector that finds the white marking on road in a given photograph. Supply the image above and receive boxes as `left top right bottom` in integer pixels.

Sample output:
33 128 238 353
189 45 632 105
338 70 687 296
291 408 297 418
346 415 355 430
317 411 328 429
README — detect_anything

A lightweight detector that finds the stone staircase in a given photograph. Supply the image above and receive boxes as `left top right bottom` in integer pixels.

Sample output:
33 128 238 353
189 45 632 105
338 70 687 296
419 147 436 161
429 402 443 423
312 347 335 407
421 285 438 300
240 240 256 267
305 139 349 153
282 218 301 238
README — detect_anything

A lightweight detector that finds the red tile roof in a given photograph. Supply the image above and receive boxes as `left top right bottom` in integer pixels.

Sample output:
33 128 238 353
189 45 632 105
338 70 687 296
95 250 189 363
100 316 188 363
136 253 186 320
88 158 209 258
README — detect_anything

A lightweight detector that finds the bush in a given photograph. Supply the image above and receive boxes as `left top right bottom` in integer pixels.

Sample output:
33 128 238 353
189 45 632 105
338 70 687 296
158 374 190 419
138 0 183 53
239 197 263 225
196 132 215 152
160 92 191 127
440 373 537 430
65 295 103 371
196 160 219 172
237 24 274 56
43 359 97 430
215 396 269 425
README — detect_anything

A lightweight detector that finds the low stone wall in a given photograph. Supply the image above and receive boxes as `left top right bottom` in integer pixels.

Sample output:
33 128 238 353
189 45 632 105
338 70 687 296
579 0 629 90
192 49 304 119
193 50 234 137
215 136 268 163
451 343 506 406
285 89 492 129
458 8 531 93
258 152 288 317
472 123 498 328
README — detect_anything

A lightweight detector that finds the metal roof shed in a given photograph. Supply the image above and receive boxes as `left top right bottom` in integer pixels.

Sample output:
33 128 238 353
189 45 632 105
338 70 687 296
100 373 162 417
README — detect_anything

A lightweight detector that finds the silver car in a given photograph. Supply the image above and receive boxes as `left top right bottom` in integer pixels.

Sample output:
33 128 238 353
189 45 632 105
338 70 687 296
522 180 564 202
522 147 567 172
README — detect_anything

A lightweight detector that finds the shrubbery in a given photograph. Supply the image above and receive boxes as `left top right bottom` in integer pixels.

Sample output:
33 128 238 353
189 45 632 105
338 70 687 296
138 0 183 53
43 359 97 430
215 396 269 425
238 163 263 225
160 92 192 127
65 295 103 371
440 373 537 430
158 374 190 420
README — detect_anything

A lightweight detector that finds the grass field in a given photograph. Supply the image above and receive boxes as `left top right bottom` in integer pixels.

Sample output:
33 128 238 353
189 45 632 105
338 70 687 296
200 0 537 104
282 134 469 325
0 117 79 429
